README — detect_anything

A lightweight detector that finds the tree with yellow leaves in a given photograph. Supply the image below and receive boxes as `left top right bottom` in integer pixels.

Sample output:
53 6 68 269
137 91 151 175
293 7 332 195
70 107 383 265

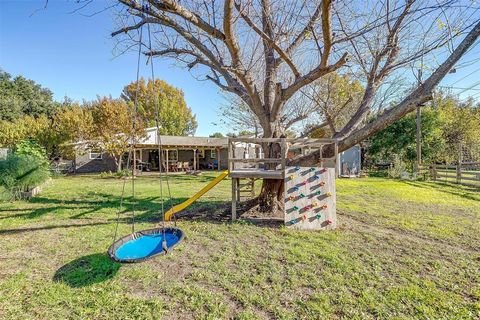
122 78 197 135
90 97 146 172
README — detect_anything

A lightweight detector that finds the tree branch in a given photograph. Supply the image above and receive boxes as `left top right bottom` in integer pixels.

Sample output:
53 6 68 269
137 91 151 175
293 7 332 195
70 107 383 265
289 20 480 165
147 0 226 40
234 2 300 78
285 3 322 55
282 52 348 101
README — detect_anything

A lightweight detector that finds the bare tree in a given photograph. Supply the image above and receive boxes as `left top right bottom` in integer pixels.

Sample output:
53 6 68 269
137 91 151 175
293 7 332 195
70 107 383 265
111 0 480 213
217 93 262 136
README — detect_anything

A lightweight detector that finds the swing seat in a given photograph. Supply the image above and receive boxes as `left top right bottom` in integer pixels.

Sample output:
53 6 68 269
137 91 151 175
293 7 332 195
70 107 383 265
108 227 184 263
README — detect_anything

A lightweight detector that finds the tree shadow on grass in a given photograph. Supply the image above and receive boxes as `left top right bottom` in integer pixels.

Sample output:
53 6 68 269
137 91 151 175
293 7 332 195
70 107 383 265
0 221 114 235
53 253 121 288
401 180 480 202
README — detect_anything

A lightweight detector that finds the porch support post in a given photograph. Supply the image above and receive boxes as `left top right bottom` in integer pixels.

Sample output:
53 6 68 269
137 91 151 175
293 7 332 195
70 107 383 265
193 149 197 171
166 149 169 173
217 147 221 171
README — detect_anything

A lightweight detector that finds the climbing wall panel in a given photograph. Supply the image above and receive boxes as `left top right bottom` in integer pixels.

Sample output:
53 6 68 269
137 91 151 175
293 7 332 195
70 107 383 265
284 166 337 230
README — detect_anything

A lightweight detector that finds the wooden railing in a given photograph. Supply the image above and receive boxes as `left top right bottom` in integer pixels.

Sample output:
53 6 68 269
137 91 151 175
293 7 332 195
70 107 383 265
227 137 337 173
419 162 480 187
228 137 287 173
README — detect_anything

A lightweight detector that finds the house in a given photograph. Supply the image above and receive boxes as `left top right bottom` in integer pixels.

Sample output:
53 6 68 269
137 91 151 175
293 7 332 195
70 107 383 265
74 127 229 173
338 145 362 177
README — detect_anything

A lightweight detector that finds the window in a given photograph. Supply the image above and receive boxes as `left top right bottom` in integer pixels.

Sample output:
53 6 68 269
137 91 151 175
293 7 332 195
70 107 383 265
89 149 102 160
210 149 216 159
197 149 205 158
166 150 178 161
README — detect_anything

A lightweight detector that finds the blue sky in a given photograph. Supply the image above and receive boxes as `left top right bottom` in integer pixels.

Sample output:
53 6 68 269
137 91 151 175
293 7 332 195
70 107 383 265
1 1 479 137
0 0 227 136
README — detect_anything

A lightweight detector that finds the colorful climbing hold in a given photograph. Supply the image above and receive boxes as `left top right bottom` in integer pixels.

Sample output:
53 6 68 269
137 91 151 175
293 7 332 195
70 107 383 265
326 192 332 197
315 191 321 195
293 186 299 191
311 202 318 207
290 218 296 224
313 175 320 180
310 167 315 171
299 193 305 198
293 206 299 211
288 195 295 201
290 174 296 179
295 166 300 171
316 213 322 219
319 181 326 186
322 204 328 209
302 214 307 221
304 205 311 211
326 219 333 225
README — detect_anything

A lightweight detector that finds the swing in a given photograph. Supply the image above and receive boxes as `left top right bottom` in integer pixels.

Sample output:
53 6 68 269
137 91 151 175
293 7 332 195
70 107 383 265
108 227 184 263
108 15 184 263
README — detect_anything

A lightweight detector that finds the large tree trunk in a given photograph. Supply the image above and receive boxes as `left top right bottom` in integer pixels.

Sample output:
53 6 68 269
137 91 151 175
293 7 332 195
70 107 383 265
256 121 286 217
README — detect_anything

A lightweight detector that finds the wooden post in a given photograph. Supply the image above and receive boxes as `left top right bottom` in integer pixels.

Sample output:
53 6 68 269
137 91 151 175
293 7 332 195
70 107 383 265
193 149 197 171
432 164 437 181
415 67 422 175
236 178 240 203
216 147 221 171
166 149 169 173
456 143 462 184
416 106 421 174
231 178 237 221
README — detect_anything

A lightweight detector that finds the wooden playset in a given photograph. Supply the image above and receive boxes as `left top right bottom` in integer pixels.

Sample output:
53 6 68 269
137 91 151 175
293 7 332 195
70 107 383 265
228 138 337 230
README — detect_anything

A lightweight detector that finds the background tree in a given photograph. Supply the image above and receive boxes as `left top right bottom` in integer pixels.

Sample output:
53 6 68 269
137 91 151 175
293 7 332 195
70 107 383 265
217 93 262 136
0 106 94 159
367 92 480 166
436 94 480 163
90 97 146 172
121 77 197 135
0 70 60 120
300 73 364 137
111 0 480 214
209 132 225 138
0 115 50 149
51 104 95 159
367 107 444 165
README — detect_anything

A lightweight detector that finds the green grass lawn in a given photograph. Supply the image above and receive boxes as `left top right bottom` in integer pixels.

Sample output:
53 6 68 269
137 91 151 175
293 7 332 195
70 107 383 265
0 174 479 319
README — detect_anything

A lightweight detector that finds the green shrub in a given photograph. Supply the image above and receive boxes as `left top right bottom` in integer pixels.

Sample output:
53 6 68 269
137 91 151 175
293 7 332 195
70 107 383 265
0 153 50 200
15 140 49 164
387 155 408 179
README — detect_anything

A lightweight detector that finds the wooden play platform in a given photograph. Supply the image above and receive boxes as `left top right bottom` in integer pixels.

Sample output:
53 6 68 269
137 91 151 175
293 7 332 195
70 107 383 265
228 137 338 230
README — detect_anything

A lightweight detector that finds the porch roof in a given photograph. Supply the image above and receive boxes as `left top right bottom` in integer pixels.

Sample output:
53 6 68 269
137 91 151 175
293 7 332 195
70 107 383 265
136 133 228 149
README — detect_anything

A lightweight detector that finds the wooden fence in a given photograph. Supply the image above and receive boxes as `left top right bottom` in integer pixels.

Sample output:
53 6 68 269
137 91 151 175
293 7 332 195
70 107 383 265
419 162 480 187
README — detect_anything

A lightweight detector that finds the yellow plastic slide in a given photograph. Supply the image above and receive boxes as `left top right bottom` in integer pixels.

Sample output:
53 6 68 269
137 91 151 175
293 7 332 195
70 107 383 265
165 170 229 220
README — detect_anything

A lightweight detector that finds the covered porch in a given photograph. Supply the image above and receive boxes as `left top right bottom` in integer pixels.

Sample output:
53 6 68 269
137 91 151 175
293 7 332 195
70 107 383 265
130 146 227 172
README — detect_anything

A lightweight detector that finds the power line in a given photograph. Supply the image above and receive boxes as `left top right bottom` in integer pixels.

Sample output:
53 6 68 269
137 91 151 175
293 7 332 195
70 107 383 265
438 85 480 91
449 66 480 86
458 80 480 95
